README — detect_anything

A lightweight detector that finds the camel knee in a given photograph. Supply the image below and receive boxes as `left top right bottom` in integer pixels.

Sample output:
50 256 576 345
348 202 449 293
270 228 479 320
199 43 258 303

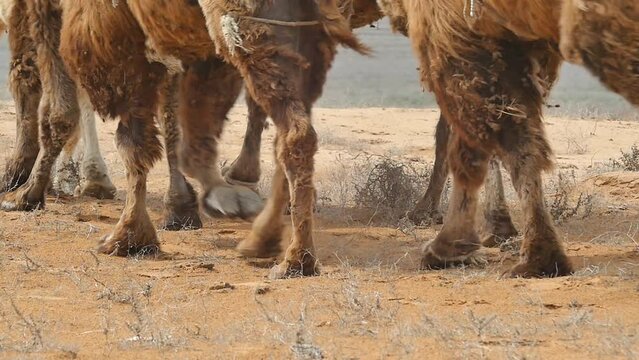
273 102 318 159
8 0 40 101
116 116 163 173
9 52 41 107
288 122 318 154
447 137 489 190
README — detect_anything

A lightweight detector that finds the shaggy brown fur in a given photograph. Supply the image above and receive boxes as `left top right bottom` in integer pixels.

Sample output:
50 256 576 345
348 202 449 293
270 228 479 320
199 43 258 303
1 0 41 193
411 116 520 246
400 0 637 276
57 0 268 254
0 0 213 234
0 0 80 212
560 0 639 107
383 0 572 277
197 0 368 278
60 1 174 254
370 0 517 244
377 0 407 35
221 0 382 191
209 0 520 248
411 41 561 245
0 1 116 199
350 0 384 28
128 0 371 274
127 0 263 220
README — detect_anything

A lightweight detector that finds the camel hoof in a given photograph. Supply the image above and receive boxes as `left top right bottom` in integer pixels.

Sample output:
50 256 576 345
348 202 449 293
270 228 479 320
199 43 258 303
504 255 573 278
0 187 43 212
98 233 160 257
269 257 319 280
237 236 281 258
420 246 485 269
221 162 260 192
98 220 160 257
482 213 518 248
408 208 444 226
223 173 259 192
78 181 117 200
419 231 482 270
239 221 284 258
80 161 116 199
465 253 489 267
160 209 203 231
202 184 263 220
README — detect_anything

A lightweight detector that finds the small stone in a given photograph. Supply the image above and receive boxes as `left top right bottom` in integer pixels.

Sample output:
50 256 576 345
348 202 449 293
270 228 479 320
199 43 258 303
210 282 234 291
254 285 270 295
316 320 331 327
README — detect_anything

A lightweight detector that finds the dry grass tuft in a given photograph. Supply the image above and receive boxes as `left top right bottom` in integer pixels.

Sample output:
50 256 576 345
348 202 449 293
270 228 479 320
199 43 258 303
353 156 431 225
546 170 593 224
609 144 639 171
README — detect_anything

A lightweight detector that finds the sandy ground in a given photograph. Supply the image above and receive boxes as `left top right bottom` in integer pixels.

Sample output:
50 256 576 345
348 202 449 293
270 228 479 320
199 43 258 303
0 102 638 359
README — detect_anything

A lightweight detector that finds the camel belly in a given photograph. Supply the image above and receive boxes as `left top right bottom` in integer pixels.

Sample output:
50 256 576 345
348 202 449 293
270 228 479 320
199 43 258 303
60 0 165 118
127 0 215 63
479 0 562 42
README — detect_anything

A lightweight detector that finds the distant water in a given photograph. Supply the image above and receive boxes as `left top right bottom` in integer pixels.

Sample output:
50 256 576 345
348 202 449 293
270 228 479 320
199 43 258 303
0 21 634 118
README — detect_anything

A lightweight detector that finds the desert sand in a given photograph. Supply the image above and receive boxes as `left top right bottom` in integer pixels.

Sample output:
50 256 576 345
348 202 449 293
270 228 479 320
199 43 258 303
0 102 638 359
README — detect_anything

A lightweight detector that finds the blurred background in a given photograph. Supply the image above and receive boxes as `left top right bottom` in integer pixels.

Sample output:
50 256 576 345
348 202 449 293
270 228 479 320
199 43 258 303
0 20 634 119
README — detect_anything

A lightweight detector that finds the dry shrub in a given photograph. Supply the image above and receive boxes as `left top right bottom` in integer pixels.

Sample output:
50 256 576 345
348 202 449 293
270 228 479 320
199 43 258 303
546 170 593 224
610 145 639 171
353 156 431 224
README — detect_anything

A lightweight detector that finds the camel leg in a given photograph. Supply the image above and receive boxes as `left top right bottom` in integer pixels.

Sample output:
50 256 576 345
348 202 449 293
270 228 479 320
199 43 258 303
76 89 116 199
264 102 319 279
221 91 267 190
51 124 80 196
98 112 161 256
481 158 518 247
237 126 318 259
500 150 572 277
409 114 449 225
0 1 79 212
200 0 365 278
52 89 117 199
420 134 487 269
495 43 570 277
240 44 331 279
157 74 202 231
1 0 41 193
177 59 263 220
236 59 322 278
55 1 165 256
410 117 517 243
1 82 79 211
236 141 287 259
495 72 570 276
